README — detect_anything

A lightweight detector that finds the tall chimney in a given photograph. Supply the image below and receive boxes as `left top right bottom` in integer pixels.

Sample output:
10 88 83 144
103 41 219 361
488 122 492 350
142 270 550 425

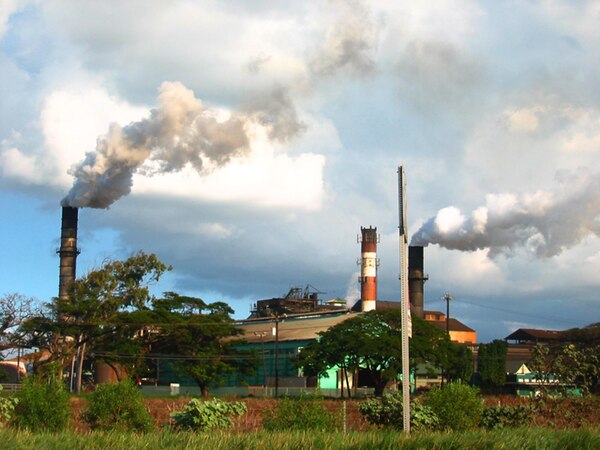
57 206 80 299
408 246 427 319
360 226 378 312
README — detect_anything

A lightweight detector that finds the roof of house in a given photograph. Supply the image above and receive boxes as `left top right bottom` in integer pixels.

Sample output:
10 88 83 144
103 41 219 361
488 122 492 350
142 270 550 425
505 328 563 342
427 318 476 333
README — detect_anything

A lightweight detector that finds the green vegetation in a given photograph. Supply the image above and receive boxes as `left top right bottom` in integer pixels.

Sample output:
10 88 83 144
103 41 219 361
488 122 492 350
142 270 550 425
16 253 255 397
0 427 599 449
169 398 246 431
296 312 471 397
359 393 439 431
480 405 532 430
529 325 600 395
424 382 484 431
83 379 153 432
476 339 508 389
0 385 18 426
12 378 71 432
262 395 339 431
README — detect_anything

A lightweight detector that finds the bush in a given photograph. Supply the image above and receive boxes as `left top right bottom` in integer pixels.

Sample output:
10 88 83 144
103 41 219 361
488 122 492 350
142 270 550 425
83 379 153 432
358 393 439 431
170 398 247 431
262 395 338 431
12 377 71 432
424 382 484 431
0 385 18 426
480 405 531 429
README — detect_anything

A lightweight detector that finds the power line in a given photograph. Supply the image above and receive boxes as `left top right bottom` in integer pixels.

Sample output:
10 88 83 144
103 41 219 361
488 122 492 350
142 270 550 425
435 297 583 327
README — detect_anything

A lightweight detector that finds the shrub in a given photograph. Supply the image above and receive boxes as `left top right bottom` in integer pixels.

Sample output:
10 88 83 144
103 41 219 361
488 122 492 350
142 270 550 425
0 385 18 426
262 395 338 431
83 379 153 432
424 382 484 431
170 398 247 431
480 405 531 429
12 377 71 432
359 393 439 431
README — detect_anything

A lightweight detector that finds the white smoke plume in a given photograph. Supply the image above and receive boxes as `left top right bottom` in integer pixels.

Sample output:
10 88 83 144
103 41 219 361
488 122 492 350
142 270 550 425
309 0 378 78
344 271 361 308
411 169 600 258
61 81 302 209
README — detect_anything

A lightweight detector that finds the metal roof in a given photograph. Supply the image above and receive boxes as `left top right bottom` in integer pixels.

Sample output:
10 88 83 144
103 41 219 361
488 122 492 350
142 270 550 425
234 312 359 344
505 328 562 342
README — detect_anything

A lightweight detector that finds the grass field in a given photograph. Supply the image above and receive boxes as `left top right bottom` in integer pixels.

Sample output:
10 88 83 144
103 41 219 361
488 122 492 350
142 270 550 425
1 427 599 450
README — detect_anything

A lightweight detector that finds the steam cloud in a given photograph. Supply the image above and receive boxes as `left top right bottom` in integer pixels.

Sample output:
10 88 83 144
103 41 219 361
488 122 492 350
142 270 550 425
309 0 377 78
411 169 600 258
61 82 302 209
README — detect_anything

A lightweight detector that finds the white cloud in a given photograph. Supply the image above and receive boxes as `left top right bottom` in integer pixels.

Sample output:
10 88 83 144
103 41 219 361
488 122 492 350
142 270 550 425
506 108 541 132
0 0 23 38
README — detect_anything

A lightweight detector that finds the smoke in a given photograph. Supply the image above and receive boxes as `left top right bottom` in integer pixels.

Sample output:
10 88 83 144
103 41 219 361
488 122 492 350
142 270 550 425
309 0 378 78
61 81 302 209
411 169 600 258
245 86 306 142
344 271 361 308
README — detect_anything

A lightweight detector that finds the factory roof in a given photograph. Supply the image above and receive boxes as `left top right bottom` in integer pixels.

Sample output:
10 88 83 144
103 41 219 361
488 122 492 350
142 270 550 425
234 311 358 344
505 328 563 343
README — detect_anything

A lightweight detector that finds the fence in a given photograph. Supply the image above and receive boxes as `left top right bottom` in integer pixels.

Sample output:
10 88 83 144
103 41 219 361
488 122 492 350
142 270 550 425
140 385 375 398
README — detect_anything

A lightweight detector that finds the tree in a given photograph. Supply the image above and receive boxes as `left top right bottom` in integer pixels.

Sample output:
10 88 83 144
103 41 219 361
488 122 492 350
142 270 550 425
150 292 255 397
476 340 508 389
0 293 38 354
529 323 600 394
296 310 463 397
19 251 170 388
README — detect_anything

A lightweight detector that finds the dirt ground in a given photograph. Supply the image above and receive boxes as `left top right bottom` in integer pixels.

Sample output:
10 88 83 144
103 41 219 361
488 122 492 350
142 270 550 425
68 395 600 432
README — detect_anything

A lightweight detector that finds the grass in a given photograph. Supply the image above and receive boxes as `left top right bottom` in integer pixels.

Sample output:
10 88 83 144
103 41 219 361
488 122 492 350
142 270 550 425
0 427 599 449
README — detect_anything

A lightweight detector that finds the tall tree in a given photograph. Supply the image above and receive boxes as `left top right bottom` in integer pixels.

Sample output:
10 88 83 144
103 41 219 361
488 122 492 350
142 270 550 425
19 251 170 387
150 292 255 397
296 310 462 396
476 339 508 389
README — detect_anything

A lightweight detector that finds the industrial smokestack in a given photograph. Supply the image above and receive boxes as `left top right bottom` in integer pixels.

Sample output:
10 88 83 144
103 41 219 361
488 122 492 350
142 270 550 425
359 226 378 312
57 206 80 299
408 246 427 319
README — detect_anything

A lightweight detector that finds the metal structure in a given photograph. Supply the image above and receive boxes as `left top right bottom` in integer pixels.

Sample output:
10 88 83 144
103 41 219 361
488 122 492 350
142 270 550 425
408 246 428 319
359 226 378 312
398 165 411 434
57 206 80 299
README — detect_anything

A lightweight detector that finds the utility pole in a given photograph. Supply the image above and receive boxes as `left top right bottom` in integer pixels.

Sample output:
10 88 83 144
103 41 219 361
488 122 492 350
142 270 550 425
398 165 411 434
273 315 280 398
254 331 268 388
441 292 453 387
442 292 453 334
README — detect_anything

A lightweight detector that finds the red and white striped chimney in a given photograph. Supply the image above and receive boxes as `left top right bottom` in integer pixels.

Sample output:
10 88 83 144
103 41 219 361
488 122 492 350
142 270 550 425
360 226 378 312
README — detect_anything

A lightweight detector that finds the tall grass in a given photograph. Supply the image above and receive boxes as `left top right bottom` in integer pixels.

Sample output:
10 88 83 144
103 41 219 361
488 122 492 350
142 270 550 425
0 427 599 449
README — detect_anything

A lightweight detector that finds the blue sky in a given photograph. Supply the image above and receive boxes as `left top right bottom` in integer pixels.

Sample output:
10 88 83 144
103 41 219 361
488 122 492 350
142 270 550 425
1 0 600 342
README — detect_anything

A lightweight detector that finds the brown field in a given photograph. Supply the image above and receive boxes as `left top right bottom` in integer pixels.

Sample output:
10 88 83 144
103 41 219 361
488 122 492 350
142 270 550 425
67 395 600 432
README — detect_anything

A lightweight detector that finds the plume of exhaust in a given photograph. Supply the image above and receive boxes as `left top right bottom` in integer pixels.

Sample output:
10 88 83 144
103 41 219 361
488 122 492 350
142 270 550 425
344 271 361 308
411 169 600 258
62 82 254 209
309 0 378 78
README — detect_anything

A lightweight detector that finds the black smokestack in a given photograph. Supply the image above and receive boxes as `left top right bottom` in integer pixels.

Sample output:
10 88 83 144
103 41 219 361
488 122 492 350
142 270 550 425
57 206 80 299
408 246 427 319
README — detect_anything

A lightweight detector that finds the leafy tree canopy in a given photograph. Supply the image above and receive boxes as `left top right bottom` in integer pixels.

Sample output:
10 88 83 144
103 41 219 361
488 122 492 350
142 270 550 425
296 310 467 396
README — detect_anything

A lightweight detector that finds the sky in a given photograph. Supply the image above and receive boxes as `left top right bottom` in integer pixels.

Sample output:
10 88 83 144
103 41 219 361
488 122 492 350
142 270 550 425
1 0 600 343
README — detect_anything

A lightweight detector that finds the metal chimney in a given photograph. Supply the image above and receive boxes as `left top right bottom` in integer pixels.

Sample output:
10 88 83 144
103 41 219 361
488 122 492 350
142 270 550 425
57 206 80 299
359 226 378 312
408 246 427 319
